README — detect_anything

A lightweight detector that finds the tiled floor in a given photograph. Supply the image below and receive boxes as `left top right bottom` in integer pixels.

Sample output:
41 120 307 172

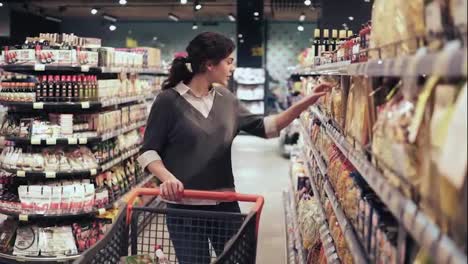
232 135 289 264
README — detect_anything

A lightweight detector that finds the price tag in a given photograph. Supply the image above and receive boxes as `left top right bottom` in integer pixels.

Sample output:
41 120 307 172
98 208 106 215
81 65 90 72
78 138 88 144
90 169 97 176
45 171 56 178
19 214 28 221
46 138 57 145
33 102 44 109
326 246 335 256
68 138 78 145
81 102 90 109
31 137 42 145
34 64 45 71
17 171 26 177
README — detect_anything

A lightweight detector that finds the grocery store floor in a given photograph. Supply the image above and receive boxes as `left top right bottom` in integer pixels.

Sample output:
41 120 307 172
232 135 289 264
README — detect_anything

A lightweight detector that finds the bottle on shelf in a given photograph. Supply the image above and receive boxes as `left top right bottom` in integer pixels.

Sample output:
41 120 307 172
66 75 73 102
53 75 61 102
73 75 80 102
47 75 54 102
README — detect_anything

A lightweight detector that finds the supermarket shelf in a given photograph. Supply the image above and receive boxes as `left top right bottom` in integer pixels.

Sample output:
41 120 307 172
0 64 169 75
0 95 144 112
1 146 141 180
0 253 80 263
283 191 298 264
239 98 264 102
283 189 307 264
300 147 341 264
0 64 101 74
3 120 146 146
292 47 467 77
299 122 367 264
310 106 468 264
0 203 114 221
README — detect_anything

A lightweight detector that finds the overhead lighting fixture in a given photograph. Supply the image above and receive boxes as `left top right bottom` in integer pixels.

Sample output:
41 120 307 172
194 0 202 10
253 11 259 16
0 2 3 7
119 0 127 5
348 16 354 21
103 14 117 22
91 8 98 15
109 24 117 31
299 13 306 21
181 0 188 4
168 13 179 21
45 16 62 23
238 33 243 38
228 13 236 22
297 24 304 32
364 0 371 2
304 0 311 6
192 23 198 30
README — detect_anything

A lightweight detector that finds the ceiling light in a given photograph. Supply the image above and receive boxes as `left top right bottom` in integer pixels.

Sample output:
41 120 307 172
168 13 179 21
0 2 3 7
91 8 98 15
45 16 62 23
192 23 198 30
254 12 259 16
299 13 306 21
238 33 243 38
103 14 117 22
194 0 202 10
297 24 304 32
153 36 158 41
348 16 354 21
239 39 244 43
228 13 236 22
181 0 188 4
119 0 127 5
304 0 311 6
109 24 117 31
364 0 371 2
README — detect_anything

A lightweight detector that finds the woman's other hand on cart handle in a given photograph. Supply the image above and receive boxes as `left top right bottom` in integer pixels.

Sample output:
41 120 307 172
271 82 332 132
146 160 184 201
161 177 184 201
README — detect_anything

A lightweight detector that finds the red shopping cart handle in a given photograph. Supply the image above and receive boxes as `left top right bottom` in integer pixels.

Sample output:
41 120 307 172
125 188 265 234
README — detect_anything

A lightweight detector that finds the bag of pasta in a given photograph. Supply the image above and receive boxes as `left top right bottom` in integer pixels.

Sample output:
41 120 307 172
297 197 322 249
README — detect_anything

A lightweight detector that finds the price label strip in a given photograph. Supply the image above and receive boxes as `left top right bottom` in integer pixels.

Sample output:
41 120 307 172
19 214 29 222
45 171 56 178
68 138 78 145
34 64 46 71
17 171 26 177
33 102 44 109
46 138 57 145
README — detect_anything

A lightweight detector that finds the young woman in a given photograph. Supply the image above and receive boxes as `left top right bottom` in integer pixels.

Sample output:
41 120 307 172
137 32 330 263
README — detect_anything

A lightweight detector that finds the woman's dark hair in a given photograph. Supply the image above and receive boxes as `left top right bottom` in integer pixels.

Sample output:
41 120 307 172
162 32 235 90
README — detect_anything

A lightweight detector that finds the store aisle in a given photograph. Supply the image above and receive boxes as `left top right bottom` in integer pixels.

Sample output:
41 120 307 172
232 135 289 264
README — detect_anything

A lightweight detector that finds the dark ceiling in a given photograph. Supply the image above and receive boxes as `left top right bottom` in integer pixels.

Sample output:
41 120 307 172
2 0 372 30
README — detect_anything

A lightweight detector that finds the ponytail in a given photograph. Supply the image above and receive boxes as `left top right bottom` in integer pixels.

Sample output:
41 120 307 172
162 57 194 90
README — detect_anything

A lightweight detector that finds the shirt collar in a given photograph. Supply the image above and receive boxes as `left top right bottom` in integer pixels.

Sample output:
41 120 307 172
174 82 222 97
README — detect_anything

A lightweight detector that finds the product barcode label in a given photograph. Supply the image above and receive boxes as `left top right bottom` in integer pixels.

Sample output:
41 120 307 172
34 64 46 71
31 138 41 145
81 102 90 109
67 138 78 145
45 171 56 178
33 102 44 109
46 138 57 145
81 65 90 72
78 138 88 144
19 214 28 221
90 169 97 176
98 208 106 215
17 171 26 177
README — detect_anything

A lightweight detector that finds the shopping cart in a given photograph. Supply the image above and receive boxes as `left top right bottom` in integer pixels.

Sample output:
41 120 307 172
74 188 264 264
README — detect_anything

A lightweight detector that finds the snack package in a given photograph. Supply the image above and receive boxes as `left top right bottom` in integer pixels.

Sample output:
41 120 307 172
83 184 95 212
50 186 62 214
70 185 85 214
13 226 39 256
61 185 74 213
18 186 32 213
39 226 78 257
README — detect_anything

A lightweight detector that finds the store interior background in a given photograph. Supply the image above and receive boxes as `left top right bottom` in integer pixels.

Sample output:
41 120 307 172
0 0 372 91
0 1 373 262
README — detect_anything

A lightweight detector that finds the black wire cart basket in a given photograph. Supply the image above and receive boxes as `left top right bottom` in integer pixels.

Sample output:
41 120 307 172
74 188 265 264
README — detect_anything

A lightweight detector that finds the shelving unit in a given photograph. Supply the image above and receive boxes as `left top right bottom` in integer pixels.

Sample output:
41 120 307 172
233 68 266 115
299 122 368 264
300 145 340 264
0 62 163 263
292 46 467 77
0 65 168 76
308 106 467 264
283 189 307 264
